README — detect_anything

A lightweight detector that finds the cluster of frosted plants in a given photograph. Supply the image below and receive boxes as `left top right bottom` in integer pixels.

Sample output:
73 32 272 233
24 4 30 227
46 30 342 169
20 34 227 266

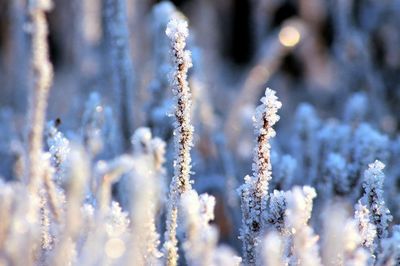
0 0 400 266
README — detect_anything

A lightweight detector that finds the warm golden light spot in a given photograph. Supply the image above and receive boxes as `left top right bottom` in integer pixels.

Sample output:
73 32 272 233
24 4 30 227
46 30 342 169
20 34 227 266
105 238 126 259
279 26 301 47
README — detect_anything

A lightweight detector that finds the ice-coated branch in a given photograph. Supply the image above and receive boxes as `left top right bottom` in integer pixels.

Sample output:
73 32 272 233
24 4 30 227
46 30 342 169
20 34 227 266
27 0 54 193
238 88 281 265
163 17 194 266
360 160 392 240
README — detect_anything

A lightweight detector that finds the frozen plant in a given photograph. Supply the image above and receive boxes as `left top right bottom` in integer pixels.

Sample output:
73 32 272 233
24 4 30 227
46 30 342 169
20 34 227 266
46 121 70 185
212 246 242 266
94 155 134 213
261 231 285 266
180 190 217 266
130 127 167 210
147 1 180 138
271 154 296 191
359 160 393 241
376 225 400 266
81 92 118 158
343 92 369 125
180 190 241 266
285 186 321 266
321 153 349 197
238 88 282 265
40 152 64 223
50 145 90 266
354 201 377 251
102 0 135 149
163 17 194 266
348 124 389 196
317 122 351 161
2 1 400 266
321 203 368 266
127 156 164 265
26 0 54 193
267 190 288 234
291 103 320 185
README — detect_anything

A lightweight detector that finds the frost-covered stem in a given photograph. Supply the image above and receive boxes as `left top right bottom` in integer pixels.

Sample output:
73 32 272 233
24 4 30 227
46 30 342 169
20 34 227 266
164 205 179 266
46 121 70 185
120 127 165 265
360 160 392 247
267 190 288 234
42 158 62 222
128 159 163 265
51 146 89 266
354 201 377 252
321 203 369 266
252 88 281 211
27 0 54 193
167 18 193 195
292 103 320 185
147 2 178 113
239 88 281 265
103 0 134 150
163 18 194 266
376 226 400 265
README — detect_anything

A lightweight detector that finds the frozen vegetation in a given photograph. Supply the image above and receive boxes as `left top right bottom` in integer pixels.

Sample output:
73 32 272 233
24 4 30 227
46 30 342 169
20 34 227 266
0 0 400 265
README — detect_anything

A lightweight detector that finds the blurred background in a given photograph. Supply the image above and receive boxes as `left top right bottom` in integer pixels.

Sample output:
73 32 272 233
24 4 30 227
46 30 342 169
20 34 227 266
1 0 400 127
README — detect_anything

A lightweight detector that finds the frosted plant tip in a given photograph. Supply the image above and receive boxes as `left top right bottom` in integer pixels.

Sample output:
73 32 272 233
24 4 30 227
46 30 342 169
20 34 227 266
166 19 189 40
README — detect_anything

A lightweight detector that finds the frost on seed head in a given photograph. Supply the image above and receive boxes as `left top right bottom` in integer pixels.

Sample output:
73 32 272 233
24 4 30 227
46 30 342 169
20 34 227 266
253 88 282 138
166 19 189 42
